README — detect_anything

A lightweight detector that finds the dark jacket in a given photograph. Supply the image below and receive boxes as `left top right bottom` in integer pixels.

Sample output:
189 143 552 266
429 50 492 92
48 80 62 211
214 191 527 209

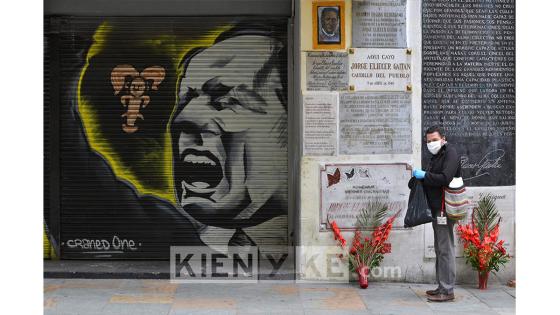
408 143 461 217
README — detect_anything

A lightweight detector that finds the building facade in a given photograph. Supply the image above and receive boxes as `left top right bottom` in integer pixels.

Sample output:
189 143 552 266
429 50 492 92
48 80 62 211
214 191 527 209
44 0 515 283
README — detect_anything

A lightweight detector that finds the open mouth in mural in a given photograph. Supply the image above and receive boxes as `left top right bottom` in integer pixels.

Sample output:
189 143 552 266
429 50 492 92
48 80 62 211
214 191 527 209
179 148 223 197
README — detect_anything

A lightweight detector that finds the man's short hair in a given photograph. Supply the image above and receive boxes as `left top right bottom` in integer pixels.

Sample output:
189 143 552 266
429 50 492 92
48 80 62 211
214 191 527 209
321 7 339 21
177 22 288 112
425 125 444 137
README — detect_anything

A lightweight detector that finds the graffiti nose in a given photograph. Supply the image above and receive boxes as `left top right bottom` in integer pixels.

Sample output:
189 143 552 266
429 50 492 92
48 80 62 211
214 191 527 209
176 95 217 126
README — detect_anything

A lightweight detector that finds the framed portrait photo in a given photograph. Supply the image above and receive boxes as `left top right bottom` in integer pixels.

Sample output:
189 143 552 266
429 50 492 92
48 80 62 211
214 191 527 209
312 0 346 50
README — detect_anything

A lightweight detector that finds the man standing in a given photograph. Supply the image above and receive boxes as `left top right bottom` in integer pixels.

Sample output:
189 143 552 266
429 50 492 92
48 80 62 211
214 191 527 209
412 126 461 302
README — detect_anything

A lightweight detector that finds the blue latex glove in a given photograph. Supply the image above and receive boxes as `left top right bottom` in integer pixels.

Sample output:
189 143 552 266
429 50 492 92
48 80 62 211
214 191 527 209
413 169 426 179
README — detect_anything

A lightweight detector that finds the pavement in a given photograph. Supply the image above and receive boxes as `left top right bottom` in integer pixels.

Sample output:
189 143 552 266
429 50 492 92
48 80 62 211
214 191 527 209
44 279 515 315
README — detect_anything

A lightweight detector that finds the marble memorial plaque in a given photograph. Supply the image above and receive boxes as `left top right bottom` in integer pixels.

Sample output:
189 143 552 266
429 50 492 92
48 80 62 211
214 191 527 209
339 92 411 154
352 0 407 48
349 48 411 92
306 51 349 91
320 163 411 230
303 93 338 156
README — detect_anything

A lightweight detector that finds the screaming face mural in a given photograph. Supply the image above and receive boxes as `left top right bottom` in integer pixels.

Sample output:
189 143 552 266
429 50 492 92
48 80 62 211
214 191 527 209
173 32 288 229
45 17 289 258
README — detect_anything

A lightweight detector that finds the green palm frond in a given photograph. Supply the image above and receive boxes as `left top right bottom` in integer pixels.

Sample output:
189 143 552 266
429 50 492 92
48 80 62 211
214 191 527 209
355 201 389 229
473 193 501 234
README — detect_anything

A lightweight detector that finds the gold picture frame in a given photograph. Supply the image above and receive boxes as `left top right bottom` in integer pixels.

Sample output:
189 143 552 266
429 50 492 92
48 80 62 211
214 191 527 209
312 0 346 50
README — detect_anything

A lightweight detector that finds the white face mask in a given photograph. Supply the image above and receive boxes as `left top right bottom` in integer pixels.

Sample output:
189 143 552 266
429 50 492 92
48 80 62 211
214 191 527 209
427 140 442 155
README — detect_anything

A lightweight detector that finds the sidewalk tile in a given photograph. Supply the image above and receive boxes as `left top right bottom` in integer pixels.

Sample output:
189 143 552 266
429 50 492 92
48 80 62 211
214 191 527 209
303 311 371 315
420 287 496 313
173 297 236 309
237 310 305 315
110 294 174 304
170 311 236 315
119 279 178 294
299 286 367 311
465 286 515 310
46 295 111 315
359 283 433 315
503 287 516 298
101 303 172 315
494 307 516 315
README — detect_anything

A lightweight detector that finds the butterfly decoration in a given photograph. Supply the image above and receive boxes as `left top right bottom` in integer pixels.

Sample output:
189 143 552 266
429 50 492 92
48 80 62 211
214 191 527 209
327 168 341 187
345 168 355 180
358 168 370 178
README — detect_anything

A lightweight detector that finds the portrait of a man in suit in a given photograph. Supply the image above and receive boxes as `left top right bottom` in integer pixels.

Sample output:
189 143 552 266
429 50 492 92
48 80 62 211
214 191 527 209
317 6 341 44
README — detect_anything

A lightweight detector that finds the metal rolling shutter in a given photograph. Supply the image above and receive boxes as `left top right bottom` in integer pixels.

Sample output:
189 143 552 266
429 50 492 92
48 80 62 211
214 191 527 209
44 31 52 259
46 16 290 259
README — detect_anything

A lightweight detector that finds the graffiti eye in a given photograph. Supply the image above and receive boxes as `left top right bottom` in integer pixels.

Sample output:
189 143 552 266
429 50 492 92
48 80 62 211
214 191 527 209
178 87 199 109
213 96 242 112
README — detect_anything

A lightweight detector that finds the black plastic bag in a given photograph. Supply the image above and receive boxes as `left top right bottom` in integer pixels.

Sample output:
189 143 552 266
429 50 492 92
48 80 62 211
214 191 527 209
404 179 434 228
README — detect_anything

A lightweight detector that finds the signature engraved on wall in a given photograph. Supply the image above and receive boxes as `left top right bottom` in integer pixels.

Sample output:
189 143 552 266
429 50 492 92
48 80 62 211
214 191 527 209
460 149 505 181
110 65 166 133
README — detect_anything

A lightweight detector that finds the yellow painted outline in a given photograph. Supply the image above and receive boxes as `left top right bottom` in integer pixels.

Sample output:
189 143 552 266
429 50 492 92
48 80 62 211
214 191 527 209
76 22 232 203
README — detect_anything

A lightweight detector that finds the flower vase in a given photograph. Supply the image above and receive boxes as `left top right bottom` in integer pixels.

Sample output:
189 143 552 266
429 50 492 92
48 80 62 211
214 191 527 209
478 271 489 290
357 265 370 289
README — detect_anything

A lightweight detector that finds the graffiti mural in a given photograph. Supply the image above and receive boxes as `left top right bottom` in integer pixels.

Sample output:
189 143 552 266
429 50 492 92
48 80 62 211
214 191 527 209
44 17 289 258
111 65 166 133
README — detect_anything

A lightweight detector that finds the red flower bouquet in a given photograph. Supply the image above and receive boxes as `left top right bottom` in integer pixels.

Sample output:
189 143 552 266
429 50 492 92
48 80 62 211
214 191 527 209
456 194 510 289
329 202 400 289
